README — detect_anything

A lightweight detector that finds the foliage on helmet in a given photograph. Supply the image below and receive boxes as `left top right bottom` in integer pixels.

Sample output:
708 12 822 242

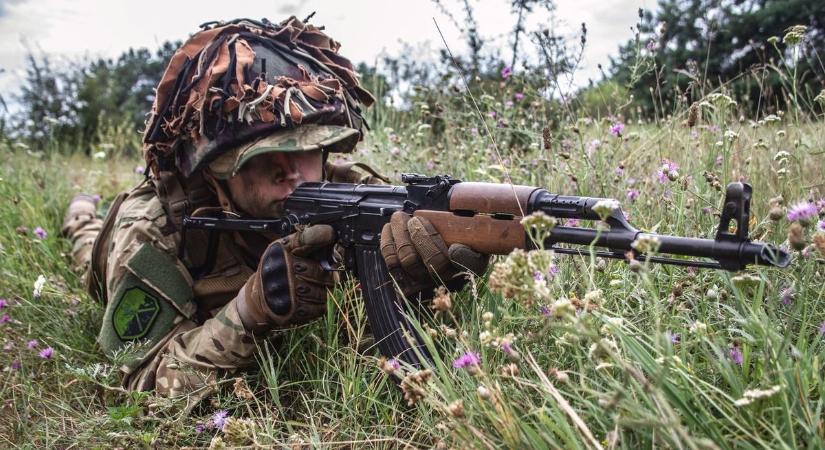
142 17 374 178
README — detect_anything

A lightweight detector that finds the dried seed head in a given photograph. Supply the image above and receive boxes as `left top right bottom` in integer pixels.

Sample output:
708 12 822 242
500 363 520 377
476 385 491 400
788 222 806 251
812 233 825 257
447 399 465 418
687 102 699 128
769 206 785 221
431 286 452 312
400 369 433 406
232 377 254 401
542 126 552 150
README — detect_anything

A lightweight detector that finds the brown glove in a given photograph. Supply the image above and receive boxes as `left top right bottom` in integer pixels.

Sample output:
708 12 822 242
236 225 337 333
380 212 489 298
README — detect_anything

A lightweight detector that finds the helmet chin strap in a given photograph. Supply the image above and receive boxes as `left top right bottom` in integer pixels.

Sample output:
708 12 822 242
203 169 242 217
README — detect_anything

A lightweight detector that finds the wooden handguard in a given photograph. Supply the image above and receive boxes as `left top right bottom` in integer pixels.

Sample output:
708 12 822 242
412 210 526 255
448 182 539 215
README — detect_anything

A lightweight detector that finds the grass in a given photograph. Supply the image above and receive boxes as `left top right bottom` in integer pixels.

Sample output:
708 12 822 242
1 86 824 448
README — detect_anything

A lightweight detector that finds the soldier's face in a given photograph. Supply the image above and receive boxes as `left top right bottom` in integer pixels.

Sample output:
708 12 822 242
226 150 323 218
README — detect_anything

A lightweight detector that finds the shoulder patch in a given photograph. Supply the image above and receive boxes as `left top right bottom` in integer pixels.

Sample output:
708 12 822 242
112 287 161 340
125 243 195 318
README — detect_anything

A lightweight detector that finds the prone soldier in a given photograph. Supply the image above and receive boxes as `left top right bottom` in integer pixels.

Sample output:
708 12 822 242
61 17 488 397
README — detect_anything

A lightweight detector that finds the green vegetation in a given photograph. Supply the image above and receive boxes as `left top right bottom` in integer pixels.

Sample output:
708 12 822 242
1 2 825 448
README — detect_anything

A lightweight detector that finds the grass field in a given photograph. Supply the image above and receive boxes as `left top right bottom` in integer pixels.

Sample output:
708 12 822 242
1 86 824 448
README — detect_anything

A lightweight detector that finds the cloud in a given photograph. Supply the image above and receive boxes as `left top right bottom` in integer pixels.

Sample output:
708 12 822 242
276 1 310 16
0 0 26 17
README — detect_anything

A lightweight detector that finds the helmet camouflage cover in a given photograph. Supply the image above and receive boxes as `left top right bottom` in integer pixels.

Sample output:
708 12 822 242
142 17 374 179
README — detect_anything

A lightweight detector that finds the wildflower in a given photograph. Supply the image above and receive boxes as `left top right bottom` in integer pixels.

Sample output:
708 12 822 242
11 360 21 370
27 339 38 349
500 363 519 377
3 341 12 351
0 314 9 324
729 346 743 365
33 275 46 298
514 92 524 101
476 385 491 400
33 227 47 240
631 235 661 254
666 330 680 345
614 165 624 177
550 368 569 384
646 39 657 52
488 111 497 119
539 305 551 317
39 347 54 359
566 218 580 227
818 321 825 336
0 299 6 309
134 166 145 175
783 25 807 45
92 151 106 160
548 264 559 277
656 159 679 183
715 155 723 166
626 189 639 202
505 100 514 109
549 298 576 320
195 423 207 434
501 341 513 355
431 287 452 312
690 321 707 334
734 385 783 407
587 139 601 155
211 410 229 430
453 352 481 370
609 122 625 137
592 199 620 220
788 222 806 251
780 287 795 305
379 357 401 376
501 66 512 79
786 202 818 225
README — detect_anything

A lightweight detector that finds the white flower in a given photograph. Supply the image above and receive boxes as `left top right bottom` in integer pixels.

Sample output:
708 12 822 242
592 199 620 220
33 275 47 298
92 151 106 160
734 385 783 407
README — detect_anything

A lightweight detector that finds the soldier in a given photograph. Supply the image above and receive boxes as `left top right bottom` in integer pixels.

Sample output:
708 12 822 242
61 17 487 397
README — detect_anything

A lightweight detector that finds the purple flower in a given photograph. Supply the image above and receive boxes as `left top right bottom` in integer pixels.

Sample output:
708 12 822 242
134 166 145 175
27 339 38 349
505 100 514 109
729 346 743 365
533 271 544 282
0 298 7 309
646 39 657 52
548 265 559 277
818 220 825 231
539 305 551 317
39 347 53 359
470 127 479 135
0 314 9 324
687 266 697 276
488 111 497 119
211 409 229 430
11 360 21 370
666 331 680 345
34 227 47 240
387 358 400 371
501 66 513 80
626 189 639 202
614 166 624 177
715 155 723 166
609 122 625 137
819 321 825 336
566 218 580 228
786 202 818 223
656 159 679 183
780 288 794 305
514 92 525 101
195 423 207 434
453 351 481 369
702 207 713 215
501 342 513 354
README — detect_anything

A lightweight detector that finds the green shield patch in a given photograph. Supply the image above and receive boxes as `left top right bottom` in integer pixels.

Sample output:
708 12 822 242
112 287 161 340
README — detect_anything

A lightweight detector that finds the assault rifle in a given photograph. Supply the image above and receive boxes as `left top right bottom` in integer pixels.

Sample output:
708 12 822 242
184 174 790 366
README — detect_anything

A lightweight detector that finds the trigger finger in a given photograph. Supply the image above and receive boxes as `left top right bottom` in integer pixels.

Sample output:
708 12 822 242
380 223 401 272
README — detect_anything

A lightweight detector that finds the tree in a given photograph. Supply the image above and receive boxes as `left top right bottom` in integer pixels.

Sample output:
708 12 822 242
610 0 825 117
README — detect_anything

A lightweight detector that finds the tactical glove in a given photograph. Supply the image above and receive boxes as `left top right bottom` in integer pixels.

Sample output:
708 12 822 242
380 211 489 298
236 225 337 333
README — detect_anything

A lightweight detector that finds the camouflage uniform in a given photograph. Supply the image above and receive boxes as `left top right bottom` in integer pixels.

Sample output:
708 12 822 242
65 161 383 396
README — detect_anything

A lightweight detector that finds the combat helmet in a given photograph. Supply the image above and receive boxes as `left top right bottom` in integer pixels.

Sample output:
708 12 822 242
142 17 374 228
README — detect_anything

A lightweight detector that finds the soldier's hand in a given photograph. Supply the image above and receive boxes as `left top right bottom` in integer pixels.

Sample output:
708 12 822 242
379 212 489 298
236 225 337 333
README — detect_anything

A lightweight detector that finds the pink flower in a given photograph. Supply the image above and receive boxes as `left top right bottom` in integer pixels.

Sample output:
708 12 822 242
501 342 513 354
626 189 639 202
819 321 825 336
39 347 54 359
566 218 580 227
34 227 47 240
0 314 9 324
548 265 559 277
3 341 13 351
488 111 497 119
134 166 145 175
786 202 818 224
729 346 743 365
0 298 7 309
453 351 481 369
514 92 525 101
533 271 544 282
501 66 513 79
211 409 229 430
11 360 21 370
818 219 825 231
195 423 207 434
609 122 625 137
27 339 38 349
715 155 723 166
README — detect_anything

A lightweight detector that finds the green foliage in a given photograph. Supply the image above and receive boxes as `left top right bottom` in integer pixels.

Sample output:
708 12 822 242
611 0 825 118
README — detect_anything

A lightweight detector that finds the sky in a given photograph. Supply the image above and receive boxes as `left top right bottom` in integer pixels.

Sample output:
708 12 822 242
0 0 653 101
